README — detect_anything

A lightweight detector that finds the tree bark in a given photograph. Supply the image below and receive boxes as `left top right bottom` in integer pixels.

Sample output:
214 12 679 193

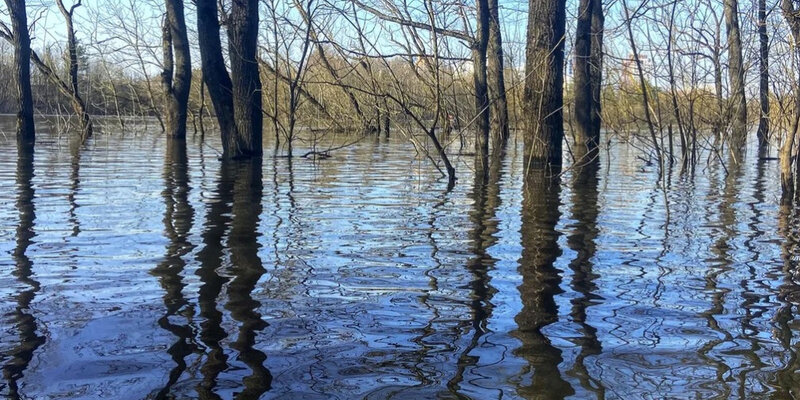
487 0 509 145
2 0 35 144
724 0 747 152
573 0 597 163
523 0 566 168
780 0 800 195
588 0 603 150
196 0 237 155
228 0 263 157
162 0 192 139
757 0 770 152
473 0 490 156
55 0 92 139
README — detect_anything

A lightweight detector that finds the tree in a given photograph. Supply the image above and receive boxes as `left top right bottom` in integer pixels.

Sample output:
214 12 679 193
228 0 263 157
0 0 34 144
473 0 490 156
780 0 800 194
487 0 509 144
724 0 747 152
573 0 603 163
28 0 93 140
161 0 192 138
523 0 567 168
757 0 770 152
196 0 262 158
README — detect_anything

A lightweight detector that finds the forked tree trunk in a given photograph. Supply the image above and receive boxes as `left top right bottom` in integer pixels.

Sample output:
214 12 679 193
196 0 262 158
56 0 92 139
196 0 237 154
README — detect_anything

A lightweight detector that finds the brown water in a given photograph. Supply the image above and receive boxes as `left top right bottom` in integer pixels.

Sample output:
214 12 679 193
1 117 799 399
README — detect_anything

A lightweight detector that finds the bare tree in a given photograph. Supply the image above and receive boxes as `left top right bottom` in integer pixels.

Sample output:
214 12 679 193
725 0 747 153
757 0 770 152
0 0 34 143
28 0 93 139
573 0 603 164
487 0 508 144
161 0 191 138
228 0 263 156
523 0 567 168
780 0 800 194
197 0 262 158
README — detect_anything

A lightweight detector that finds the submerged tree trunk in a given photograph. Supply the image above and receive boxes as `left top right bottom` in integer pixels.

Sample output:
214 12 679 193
2 0 35 144
196 0 261 158
487 0 509 144
724 0 747 153
623 0 661 165
196 0 237 155
573 0 603 165
56 0 92 139
523 0 566 168
162 0 192 139
781 0 800 195
666 1 687 165
588 0 603 150
228 0 263 157
757 0 770 152
473 0 490 156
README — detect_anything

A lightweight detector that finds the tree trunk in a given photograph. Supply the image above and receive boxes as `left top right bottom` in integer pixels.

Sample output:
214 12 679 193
3 0 35 144
588 0 603 149
573 0 594 163
724 0 747 152
228 0 263 157
623 0 661 165
473 0 490 156
666 1 687 165
196 0 237 154
56 0 92 139
487 0 509 144
757 0 770 152
162 0 192 139
523 0 566 168
781 0 800 195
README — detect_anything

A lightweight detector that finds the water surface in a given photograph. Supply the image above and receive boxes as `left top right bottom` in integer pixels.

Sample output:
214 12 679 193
1 118 799 399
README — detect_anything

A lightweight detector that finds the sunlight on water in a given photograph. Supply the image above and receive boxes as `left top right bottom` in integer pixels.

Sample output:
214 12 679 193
0 116 799 399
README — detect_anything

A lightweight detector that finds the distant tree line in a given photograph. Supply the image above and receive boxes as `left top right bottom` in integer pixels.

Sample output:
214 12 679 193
2 0 800 193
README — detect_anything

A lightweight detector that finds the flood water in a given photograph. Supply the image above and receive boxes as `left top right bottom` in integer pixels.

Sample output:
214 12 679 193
2 118 800 399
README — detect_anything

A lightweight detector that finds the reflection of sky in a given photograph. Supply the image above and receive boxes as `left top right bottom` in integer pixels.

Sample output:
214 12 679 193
0 116 798 398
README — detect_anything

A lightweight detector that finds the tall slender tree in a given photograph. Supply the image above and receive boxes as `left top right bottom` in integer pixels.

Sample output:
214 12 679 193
487 0 509 144
473 0 490 156
56 0 92 139
757 0 770 152
724 0 747 152
523 0 567 168
162 0 192 139
573 0 604 163
0 0 35 144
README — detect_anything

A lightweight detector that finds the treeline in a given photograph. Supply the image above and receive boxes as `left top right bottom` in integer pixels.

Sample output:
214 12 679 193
3 0 800 193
